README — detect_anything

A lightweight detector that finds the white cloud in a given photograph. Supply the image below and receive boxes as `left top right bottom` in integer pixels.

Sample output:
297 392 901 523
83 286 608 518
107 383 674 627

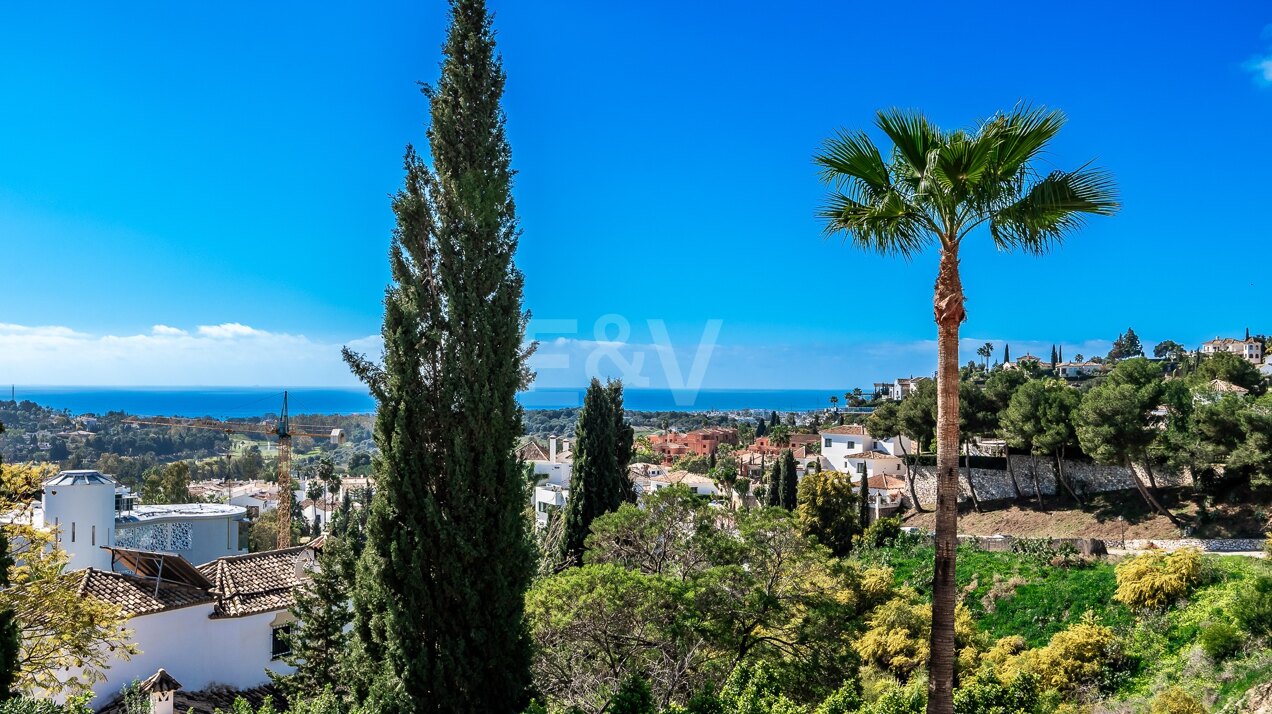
0 322 378 386
196 322 263 339
1248 56 1272 85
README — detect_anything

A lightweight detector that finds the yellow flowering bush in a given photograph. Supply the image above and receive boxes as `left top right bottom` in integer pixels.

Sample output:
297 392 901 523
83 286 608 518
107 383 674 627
1113 548 1202 611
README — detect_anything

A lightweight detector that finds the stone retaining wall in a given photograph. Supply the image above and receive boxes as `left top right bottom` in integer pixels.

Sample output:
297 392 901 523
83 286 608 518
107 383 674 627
1119 538 1265 552
907 456 1192 506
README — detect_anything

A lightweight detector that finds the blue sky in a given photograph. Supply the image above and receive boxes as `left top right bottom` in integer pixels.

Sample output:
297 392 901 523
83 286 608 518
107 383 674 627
1 2 1270 389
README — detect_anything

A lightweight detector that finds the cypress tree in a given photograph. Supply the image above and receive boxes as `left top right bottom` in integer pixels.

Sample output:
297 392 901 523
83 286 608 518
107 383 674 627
560 379 634 567
779 449 798 510
769 411 780 428
1050 344 1058 369
1002 343 1011 364
342 1 533 708
755 420 768 439
766 461 782 507
858 463 869 530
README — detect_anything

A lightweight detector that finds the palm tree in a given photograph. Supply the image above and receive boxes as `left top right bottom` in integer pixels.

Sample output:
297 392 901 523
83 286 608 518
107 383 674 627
815 106 1117 714
976 341 994 370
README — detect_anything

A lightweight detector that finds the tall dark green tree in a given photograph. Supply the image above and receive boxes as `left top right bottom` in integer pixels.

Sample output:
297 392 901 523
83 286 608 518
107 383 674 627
0 422 18 698
560 379 635 567
779 449 798 510
341 1 534 709
766 460 782 507
1002 343 1011 364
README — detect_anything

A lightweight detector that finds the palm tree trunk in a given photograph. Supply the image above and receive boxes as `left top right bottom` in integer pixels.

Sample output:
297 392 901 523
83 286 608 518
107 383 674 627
1003 444 1024 501
964 441 981 512
927 247 964 714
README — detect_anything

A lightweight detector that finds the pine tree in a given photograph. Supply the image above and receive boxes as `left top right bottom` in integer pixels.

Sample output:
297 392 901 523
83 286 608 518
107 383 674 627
560 379 634 567
779 449 798 510
341 1 534 708
272 536 353 699
766 461 782 507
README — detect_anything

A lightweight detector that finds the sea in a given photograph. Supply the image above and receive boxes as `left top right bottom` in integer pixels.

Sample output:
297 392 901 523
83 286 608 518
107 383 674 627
5 386 862 418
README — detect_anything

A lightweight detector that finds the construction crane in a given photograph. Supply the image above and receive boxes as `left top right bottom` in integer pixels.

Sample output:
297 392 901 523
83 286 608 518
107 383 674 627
123 391 346 547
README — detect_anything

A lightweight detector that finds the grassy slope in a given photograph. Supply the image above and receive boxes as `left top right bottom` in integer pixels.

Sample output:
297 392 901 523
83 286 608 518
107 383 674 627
856 543 1272 708
899 488 1270 540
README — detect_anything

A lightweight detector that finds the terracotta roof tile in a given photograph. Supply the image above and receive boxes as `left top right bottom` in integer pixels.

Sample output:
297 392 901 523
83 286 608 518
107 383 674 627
197 545 313 618
820 425 867 435
77 569 213 617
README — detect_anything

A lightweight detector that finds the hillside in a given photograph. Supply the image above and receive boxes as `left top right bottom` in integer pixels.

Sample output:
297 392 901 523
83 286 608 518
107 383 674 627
900 488 1271 541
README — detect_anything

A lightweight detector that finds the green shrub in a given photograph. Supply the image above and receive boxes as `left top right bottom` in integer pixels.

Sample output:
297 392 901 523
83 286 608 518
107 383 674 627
861 517 903 548
953 671 1041 714
862 680 925 714
610 673 656 714
814 681 863 714
1113 548 1202 611
1149 686 1205 714
1199 621 1243 662
1234 574 1272 637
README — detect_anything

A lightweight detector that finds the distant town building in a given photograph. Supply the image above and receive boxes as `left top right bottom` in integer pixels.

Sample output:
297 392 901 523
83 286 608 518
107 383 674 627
1201 335 1264 364
1055 361 1104 379
647 427 738 460
873 377 930 401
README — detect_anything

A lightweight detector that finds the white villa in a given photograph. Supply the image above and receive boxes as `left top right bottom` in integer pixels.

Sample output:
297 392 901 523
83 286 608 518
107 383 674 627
818 425 913 479
1202 335 1264 364
71 542 319 709
527 436 574 527
0 470 324 709
34 470 246 572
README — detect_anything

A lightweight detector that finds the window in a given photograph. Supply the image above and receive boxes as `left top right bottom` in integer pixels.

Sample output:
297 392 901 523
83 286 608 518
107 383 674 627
92 525 96 546
271 625 293 660
824 438 832 448
71 522 76 543
846 440 856 449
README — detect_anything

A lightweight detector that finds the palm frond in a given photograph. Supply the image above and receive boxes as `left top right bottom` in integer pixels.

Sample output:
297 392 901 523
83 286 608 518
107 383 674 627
930 133 998 201
819 190 931 259
988 166 1120 253
814 129 891 194
984 105 1066 178
875 109 941 176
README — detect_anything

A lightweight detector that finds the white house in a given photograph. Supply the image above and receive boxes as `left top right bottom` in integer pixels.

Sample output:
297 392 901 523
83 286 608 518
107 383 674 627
529 436 575 527
819 425 914 472
1202 335 1264 364
647 470 718 497
71 542 320 710
1056 361 1103 379
33 470 246 572
873 377 930 401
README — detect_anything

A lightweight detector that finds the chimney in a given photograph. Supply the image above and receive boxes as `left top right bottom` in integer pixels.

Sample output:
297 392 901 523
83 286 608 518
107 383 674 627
138 668 181 714
549 435 558 463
